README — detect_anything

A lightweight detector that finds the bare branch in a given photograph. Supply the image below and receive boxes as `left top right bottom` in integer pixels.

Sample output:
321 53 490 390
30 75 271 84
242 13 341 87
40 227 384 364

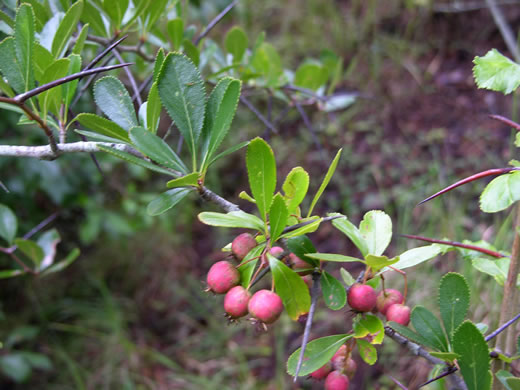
239 95 279 134
384 326 444 365
486 311 520 342
84 35 128 71
113 49 142 105
198 186 241 212
86 35 154 62
194 0 239 46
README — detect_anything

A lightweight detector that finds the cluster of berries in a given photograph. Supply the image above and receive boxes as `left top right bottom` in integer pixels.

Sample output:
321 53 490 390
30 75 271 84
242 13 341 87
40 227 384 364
348 283 411 325
311 345 356 389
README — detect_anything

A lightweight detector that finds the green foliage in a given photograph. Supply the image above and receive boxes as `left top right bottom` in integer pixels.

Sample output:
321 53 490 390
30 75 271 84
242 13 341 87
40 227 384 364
307 149 342 217
480 171 520 213
359 210 392 256
268 194 289 242
286 334 352 376
282 167 309 217
167 18 184 51
225 26 248 62
321 271 346 310
355 338 377 365
146 188 191 216
285 235 319 267
331 215 368 256
294 63 329 91
75 113 130 143
453 321 492 390
353 314 385 344
94 76 138 131
268 254 310 320
0 204 17 245
438 272 470 342
14 3 35 92
197 211 265 231
392 244 442 270
51 0 83 58
238 244 265 288
497 370 520 390
473 49 520 95
411 306 449 351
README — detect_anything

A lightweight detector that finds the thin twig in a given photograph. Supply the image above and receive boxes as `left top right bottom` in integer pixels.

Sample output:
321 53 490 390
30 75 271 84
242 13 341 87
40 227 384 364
485 311 520 342
489 114 520 131
193 0 239 46
133 74 153 103
418 367 458 388
87 35 154 62
239 95 279 134
294 100 324 158
387 374 408 390
294 272 321 381
485 0 520 62
71 55 114 108
418 167 519 205
198 186 241 212
400 234 508 258
84 35 128 71
281 215 341 235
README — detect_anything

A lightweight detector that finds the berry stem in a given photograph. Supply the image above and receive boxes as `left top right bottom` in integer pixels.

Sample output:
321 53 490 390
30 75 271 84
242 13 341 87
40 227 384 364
389 266 408 303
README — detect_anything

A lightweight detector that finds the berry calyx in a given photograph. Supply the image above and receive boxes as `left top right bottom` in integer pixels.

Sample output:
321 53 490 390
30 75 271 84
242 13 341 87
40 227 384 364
206 261 240 294
248 290 284 324
310 361 332 380
288 253 313 275
386 303 411 326
347 283 377 312
232 233 257 261
376 289 404 315
224 286 251 318
325 371 350 390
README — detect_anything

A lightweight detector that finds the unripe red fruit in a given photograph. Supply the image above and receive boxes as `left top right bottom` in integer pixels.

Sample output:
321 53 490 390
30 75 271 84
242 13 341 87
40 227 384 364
224 286 251 318
310 361 332 380
206 261 240 294
325 371 350 390
376 289 404 315
269 246 284 258
232 233 257 261
288 253 313 275
347 284 377 312
331 345 346 371
344 357 357 379
386 304 411 326
248 290 284 324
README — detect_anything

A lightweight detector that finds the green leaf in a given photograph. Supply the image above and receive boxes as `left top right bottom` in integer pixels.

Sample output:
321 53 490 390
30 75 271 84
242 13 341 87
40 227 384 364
38 58 69 119
497 370 520 390
471 257 510 286
389 321 443 349
182 39 199 66
480 171 520 213
286 334 352 376
0 354 31 383
340 268 355 286
157 52 205 169
246 137 276 222
62 54 81 108
392 244 442 270
146 82 161 134
359 210 392 256
153 48 165 82
198 211 265 231
0 204 17 245
52 0 83 57
40 247 80 275
365 254 399 272
294 63 329 91
0 270 24 278
14 238 44 268
238 244 265 288
453 321 492 390
18 352 52 371
355 338 377 365
94 76 138 131
307 149 342 217
269 194 289 242
166 173 199 188
280 217 322 238
321 271 346 310
72 23 89 55
81 1 107 37
144 0 168 32
439 273 470 342
285 235 319 267
167 18 183 51
74 130 121 144
96 144 177 176
207 140 249 167
147 188 191 216
429 351 460 363
76 113 130 143
411 306 449 352
268 255 310 321
353 314 385 344
225 26 248 62
331 215 368 256
200 77 241 171
129 126 187 173
0 37 25 93
251 42 284 86
282 167 309 215
15 3 35 92
102 0 127 29
473 49 520 95
305 253 364 263
33 43 54 82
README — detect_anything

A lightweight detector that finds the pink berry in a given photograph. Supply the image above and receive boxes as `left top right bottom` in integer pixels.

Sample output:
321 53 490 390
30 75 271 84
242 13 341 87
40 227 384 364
386 304 411 326
310 361 332 380
288 253 313 275
347 284 377 312
224 286 251 318
325 371 350 390
269 246 284 258
248 290 284 324
206 261 240 294
232 233 257 260
376 289 404 315
331 345 346 371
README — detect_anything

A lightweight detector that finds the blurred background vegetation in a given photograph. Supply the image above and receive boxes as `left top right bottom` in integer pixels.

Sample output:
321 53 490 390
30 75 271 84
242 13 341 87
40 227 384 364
1 0 519 388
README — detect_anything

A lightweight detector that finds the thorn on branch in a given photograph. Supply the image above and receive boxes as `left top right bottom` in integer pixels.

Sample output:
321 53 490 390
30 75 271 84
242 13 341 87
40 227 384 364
194 0 238 46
